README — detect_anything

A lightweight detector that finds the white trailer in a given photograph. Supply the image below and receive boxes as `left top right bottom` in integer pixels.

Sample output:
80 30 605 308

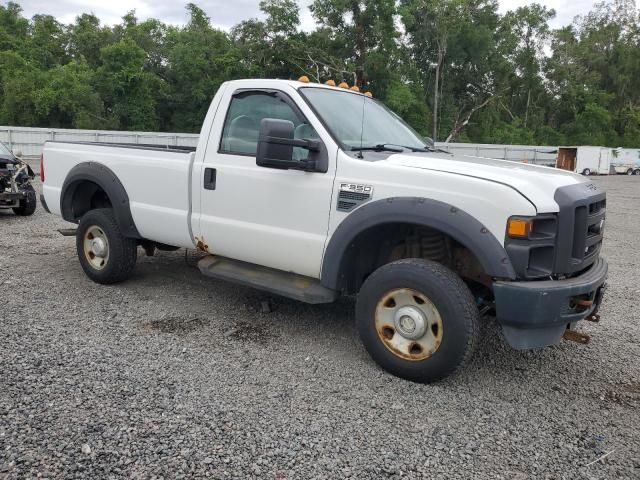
611 148 640 175
556 146 612 176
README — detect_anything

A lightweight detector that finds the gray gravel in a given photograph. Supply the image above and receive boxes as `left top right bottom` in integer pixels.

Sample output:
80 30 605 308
1 172 639 479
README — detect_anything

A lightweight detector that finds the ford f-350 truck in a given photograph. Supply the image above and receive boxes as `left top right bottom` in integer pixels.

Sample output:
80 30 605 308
40 79 608 382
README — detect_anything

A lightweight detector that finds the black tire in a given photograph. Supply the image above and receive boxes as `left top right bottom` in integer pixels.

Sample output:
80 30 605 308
12 183 36 216
76 208 137 284
356 259 479 383
582 168 591 176
627 168 634 176
634 169 640 176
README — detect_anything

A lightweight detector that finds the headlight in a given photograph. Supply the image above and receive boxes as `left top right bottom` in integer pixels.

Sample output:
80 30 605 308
505 215 558 279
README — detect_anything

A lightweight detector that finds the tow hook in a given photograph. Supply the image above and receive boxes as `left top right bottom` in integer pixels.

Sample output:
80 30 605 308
585 313 600 323
563 329 590 344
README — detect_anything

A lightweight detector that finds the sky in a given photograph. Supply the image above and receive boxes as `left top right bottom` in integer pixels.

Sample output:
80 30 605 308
13 0 597 30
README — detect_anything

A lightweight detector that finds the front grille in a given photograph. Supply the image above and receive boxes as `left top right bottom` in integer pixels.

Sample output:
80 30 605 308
554 183 606 275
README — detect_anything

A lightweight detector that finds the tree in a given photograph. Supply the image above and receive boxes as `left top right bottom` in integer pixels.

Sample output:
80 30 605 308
0 0 637 148
499 4 555 129
232 0 305 79
97 39 161 130
401 0 500 141
34 60 105 128
310 0 398 94
68 13 113 68
165 4 243 131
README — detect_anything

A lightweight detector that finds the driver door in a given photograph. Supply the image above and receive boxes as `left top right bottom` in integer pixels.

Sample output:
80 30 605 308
195 88 336 279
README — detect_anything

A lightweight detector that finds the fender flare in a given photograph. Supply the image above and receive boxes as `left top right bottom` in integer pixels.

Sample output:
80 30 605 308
320 197 516 290
60 162 141 238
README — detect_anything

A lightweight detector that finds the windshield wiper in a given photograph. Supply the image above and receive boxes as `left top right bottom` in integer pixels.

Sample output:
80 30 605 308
350 143 452 158
352 143 448 154
351 144 405 153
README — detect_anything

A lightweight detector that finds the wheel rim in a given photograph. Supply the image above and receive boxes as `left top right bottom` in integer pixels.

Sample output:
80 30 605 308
375 288 444 361
83 225 109 270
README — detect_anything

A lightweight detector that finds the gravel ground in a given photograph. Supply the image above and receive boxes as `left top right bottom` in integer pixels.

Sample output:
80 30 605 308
1 172 639 479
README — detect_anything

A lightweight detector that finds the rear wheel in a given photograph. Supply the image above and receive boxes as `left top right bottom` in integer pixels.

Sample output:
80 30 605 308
627 168 634 176
582 168 591 176
356 259 479 383
634 169 640 176
76 208 137 284
12 183 36 216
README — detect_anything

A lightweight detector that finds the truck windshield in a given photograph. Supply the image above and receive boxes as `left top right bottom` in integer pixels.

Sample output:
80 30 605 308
299 87 428 154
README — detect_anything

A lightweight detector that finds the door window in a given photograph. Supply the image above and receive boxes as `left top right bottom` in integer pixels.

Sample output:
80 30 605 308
220 91 319 160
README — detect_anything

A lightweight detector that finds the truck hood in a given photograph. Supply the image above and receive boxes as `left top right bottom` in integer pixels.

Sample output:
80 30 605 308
383 152 589 212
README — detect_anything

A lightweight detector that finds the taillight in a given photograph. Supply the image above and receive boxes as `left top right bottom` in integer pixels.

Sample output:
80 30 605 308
40 154 44 182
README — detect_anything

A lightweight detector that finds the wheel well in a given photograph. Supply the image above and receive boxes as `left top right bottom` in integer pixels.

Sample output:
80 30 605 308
66 180 112 221
335 222 491 295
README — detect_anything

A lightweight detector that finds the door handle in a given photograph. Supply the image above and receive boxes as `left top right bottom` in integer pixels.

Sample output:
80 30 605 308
204 168 216 190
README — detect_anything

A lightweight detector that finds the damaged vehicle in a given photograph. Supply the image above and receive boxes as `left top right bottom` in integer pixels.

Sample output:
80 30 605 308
0 142 36 216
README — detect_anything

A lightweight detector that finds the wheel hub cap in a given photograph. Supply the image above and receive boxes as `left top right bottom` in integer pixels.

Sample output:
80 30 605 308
83 225 109 270
394 306 427 340
90 238 107 258
374 288 444 361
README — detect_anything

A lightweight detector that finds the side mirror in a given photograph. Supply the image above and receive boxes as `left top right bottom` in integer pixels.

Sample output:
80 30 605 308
256 118 320 171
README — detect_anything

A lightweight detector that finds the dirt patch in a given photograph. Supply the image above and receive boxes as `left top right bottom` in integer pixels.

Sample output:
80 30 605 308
222 321 275 345
606 381 640 407
142 316 207 335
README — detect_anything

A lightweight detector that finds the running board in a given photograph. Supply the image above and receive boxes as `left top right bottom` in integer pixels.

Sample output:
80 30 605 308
197 255 338 304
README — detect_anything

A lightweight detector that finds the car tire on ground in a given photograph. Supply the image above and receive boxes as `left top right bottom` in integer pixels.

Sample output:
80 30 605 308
582 168 591 176
355 258 479 383
12 183 36 216
634 169 640 176
627 168 634 175
76 208 138 284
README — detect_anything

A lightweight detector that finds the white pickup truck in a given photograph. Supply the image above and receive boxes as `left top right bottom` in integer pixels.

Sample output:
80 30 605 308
40 79 608 382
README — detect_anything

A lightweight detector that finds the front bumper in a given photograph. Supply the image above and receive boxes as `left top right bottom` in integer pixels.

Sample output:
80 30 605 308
0 191 24 207
493 258 608 349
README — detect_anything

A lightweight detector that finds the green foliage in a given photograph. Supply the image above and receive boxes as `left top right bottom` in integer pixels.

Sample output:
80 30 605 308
34 60 104 129
0 0 637 147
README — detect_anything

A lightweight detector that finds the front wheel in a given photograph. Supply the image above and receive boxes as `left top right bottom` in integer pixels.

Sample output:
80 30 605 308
76 208 137 284
582 168 591 176
634 169 640 176
627 168 634 176
12 183 36 216
356 259 479 383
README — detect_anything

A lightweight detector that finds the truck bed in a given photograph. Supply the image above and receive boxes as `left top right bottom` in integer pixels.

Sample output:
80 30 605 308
49 141 197 153
42 141 197 248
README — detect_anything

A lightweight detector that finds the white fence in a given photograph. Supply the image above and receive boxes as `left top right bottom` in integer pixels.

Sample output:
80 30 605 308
0 126 199 159
0 125 558 165
436 143 558 166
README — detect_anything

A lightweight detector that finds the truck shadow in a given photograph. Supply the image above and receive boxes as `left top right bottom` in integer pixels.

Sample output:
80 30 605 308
129 250 588 388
